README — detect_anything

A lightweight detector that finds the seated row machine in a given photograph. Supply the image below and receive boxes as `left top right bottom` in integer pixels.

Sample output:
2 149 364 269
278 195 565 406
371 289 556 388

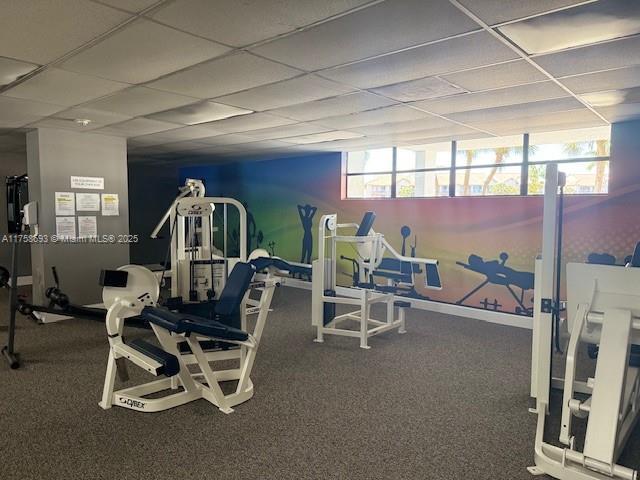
99 261 276 414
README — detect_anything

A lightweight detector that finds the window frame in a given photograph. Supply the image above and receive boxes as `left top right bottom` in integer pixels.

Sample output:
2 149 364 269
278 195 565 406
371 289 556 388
343 131 611 200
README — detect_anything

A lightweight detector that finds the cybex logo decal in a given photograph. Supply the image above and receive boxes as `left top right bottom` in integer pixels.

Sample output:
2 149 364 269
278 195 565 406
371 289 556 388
119 398 146 409
187 204 203 215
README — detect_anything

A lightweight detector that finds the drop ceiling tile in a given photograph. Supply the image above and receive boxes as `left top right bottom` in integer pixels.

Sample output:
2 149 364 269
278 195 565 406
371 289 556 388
151 0 372 47
0 0 131 64
411 81 569 114
457 0 587 26
251 0 479 70
268 92 397 121
83 86 199 116
362 123 477 140
51 106 132 128
0 96 65 128
233 140 295 149
147 52 303 98
447 97 584 123
347 117 455 136
60 19 230 84
197 133 262 146
214 75 355 111
93 117 180 137
312 105 435 130
319 31 519 88
0 57 38 88
559 65 640 94
498 0 640 55
146 101 252 125
28 117 104 132
468 108 605 135
534 35 640 78
198 112 295 134
244 123 330 141
371 76 466 102
581 87 640 107
99 0 161 12
131 125 223 145
441 60 548 91
596 103 640 123
2 68 127 107
281 131 363 144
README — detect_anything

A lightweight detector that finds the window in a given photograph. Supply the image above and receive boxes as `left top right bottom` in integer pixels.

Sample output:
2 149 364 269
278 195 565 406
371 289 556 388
344 127 611 199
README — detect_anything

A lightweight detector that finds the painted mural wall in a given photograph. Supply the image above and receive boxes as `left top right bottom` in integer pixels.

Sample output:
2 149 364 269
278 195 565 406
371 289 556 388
179 120 640 323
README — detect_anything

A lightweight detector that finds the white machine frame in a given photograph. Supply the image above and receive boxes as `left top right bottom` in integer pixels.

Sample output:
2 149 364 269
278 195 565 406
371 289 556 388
311 213 440 349
151 178 247 302
99 265 276 414
529 164 640 480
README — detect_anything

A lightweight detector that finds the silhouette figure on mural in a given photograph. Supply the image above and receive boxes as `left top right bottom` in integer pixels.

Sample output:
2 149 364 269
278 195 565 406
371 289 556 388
400 225 411 256
456 251 534 315
243 201 257 253
298 204 317 264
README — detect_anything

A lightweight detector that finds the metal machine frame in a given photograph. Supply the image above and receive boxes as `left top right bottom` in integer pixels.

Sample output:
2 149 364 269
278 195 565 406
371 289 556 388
311 213 440 349
529 164 640 480
99 264 277 414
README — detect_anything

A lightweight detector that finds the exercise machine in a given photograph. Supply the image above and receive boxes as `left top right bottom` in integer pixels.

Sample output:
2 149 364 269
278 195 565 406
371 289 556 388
99 261 277 413
529 163 640 480
151 178 247 308
312 212 442 349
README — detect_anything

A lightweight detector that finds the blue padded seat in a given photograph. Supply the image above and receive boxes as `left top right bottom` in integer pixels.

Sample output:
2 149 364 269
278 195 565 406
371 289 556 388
141 307 249 342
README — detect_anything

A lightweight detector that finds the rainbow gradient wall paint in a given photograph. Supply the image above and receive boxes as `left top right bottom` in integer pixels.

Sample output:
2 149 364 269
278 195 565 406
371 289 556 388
180 120 640 323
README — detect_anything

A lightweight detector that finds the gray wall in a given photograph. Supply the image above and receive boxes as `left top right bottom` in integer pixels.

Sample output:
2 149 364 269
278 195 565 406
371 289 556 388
128 161 180 266
27 128 129 304
0 134 31 275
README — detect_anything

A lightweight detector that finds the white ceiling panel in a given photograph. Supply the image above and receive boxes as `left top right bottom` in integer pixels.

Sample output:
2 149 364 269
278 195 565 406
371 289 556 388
52 106 132 127
93 117 180 137
347 117 457 136
151 0 373 47
446 97 584 123
581 87 640 107
281 131 363 144
60 19 230 84
0 0 131 64
146 100 252 125
83 86 199 116
197 133 259 146
441 60 548 91
361 123 478 140
131 125 224 145
244 123 330 141
213 75 355 111
0 57 38 88
411 81 569 114
0 96 65 128
319 31 519 88
2 68 127 107
197 112 295 134
456 0 587 26
559 65 640 94
498 0 640 55
28 117 106 132
371 76 466 102
98 0 162 13
267 92 397 121
468 109 605 135
147 52 302 99
251 0 479 70
312 105 435 130
596 103 640 123
534 35 640 78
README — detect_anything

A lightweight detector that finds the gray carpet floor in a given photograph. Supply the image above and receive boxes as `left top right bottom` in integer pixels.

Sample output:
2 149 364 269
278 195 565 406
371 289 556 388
1 286 638 480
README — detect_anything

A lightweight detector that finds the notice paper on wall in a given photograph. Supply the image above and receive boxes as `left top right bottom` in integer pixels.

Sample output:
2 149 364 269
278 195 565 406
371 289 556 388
76 193 100 212
78 216 97 238
55 192 75 216
55 216 76 239
101 193 119 216
71 176 104 190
